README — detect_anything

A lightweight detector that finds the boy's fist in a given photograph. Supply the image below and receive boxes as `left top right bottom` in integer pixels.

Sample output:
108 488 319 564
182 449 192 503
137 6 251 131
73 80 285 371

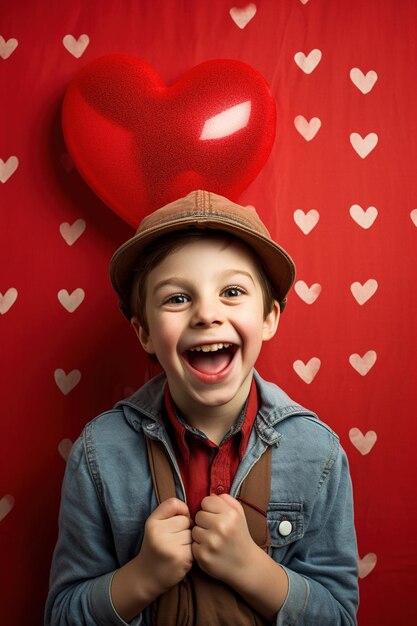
138 497 193 596
191 493 256 587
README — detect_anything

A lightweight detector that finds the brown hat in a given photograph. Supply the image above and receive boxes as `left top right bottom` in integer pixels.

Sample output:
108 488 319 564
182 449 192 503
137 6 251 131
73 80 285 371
109 190 296 319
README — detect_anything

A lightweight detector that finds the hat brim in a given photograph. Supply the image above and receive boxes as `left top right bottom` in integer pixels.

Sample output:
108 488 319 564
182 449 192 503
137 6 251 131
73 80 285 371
109 214 296 319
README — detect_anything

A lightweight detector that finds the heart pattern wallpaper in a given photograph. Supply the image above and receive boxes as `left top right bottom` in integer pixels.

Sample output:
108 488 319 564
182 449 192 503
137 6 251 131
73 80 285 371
1 0 417 624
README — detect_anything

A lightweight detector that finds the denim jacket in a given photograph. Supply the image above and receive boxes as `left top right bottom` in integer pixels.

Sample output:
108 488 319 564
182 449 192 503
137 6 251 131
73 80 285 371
45 371 358 625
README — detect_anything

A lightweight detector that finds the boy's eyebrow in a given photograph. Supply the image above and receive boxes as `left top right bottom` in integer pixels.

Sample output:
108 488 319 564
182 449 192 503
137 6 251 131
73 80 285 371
221 269 256 285
151 277 188 295
151 270 256 295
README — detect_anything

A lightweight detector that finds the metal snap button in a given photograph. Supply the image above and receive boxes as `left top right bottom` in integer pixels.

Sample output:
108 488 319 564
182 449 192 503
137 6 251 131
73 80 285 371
278 520 293 536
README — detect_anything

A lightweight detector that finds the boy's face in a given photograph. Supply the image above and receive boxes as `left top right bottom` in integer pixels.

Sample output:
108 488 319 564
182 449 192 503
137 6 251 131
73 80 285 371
133 237 280 421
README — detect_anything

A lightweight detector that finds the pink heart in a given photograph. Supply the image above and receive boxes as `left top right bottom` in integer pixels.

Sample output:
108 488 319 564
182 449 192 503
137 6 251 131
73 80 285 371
0 495 15 522
293 209 320 234
358 553 377 578
59 219 86 245
349 428 377 455
350 132 378 158
293 357 321 384
54 369 82 395
294 116 321 141
229 3 257 29
294 281 322 304
0 288 18 314
0 36 18 60
349 351 377 376
0 156 19 183
294 49 322 74
350 279 378 305
57 288 85 312
350 68 378 94
58 439 74 461
62 34 90 58
349 204 378 229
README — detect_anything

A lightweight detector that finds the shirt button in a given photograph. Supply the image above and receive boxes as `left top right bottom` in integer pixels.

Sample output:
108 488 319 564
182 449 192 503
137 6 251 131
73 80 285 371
278 520 293 536
216 485 226 495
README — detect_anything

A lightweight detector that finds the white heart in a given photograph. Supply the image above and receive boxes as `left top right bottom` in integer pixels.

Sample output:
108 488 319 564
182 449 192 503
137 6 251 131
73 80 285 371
294 116 321 141
294 281 322 304
62 34 90 58
294 49 322 74
349 428 377 455
350 132 378 158
58 438 74 461
58 288 85 312
59 219 86 245
358 553 377 578
410 209 417 227
0 288 18 314
54 369 81 395
349 351 377 376
229 3 257 29
293 209 320 234
299 0 309 4
0 156 19 183
0 494 15 522
350 279 378 305
293 357 321 384
350 68 378 94
0 36 18 60
349 204 378 229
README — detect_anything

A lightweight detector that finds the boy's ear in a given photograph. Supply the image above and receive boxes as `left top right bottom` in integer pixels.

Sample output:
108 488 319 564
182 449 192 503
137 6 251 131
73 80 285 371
262 301 280 342
131 317 155 354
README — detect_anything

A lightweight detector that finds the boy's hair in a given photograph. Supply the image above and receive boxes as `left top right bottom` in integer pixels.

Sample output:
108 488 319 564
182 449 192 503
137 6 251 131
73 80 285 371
130 230 276 333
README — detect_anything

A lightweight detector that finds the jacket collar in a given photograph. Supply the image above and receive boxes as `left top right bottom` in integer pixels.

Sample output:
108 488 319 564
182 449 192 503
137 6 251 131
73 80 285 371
115 370 317 444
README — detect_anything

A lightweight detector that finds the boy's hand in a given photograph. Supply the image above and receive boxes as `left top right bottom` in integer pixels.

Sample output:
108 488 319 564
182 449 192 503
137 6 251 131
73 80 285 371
111 498 193 620
137 497 193 596
191 494 257 588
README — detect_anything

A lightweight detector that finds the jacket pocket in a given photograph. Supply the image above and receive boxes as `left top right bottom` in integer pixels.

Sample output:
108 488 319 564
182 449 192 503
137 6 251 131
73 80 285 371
267 502 304 547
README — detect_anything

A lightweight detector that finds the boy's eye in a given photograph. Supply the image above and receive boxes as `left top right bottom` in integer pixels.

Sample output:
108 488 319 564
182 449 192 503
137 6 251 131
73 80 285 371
222 286 246 298
164 293 190 305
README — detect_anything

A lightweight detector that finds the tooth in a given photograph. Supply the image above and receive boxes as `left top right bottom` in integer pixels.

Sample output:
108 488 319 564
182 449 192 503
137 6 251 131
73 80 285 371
189 343 233 352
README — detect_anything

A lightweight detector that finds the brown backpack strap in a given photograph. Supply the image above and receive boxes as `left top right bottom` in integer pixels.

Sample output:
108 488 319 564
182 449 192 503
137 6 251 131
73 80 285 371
146 435 271 549
237 445 271 549
147 436 272 626
146 436 177 504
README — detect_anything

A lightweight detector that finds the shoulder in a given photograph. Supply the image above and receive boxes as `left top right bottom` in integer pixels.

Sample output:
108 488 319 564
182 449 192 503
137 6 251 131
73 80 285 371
255 370 339 442
254 372 343 480
81 372 168 446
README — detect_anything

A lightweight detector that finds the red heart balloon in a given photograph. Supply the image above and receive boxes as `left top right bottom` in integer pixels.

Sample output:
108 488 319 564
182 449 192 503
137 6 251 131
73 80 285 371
62 55 276 227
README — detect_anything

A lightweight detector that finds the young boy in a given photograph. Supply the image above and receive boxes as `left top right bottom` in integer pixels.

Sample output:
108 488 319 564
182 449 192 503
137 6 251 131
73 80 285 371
45 190 358 625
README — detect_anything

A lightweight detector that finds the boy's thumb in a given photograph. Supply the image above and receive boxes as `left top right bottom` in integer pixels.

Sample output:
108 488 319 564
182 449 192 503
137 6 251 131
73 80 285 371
219 493 244 514
152 497 190 520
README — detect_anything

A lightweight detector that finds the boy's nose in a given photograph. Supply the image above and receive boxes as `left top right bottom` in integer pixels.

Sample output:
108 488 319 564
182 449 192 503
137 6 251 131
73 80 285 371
190 297 224 327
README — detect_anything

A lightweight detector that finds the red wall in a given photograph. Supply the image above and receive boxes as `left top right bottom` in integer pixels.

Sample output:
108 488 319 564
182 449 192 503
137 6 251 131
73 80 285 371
1 1 417 623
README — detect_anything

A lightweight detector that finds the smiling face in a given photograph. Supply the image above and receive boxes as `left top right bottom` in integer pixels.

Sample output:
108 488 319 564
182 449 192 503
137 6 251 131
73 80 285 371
132 236 280 426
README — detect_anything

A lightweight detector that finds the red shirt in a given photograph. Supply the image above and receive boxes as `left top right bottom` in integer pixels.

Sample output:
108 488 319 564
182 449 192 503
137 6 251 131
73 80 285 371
164 379 259 520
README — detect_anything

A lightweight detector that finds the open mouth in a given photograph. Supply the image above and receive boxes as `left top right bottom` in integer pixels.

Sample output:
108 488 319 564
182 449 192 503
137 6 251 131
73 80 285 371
184 343 237 376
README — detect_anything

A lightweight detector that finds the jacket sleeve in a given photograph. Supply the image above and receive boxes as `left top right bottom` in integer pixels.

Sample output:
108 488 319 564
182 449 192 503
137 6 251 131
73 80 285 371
275 442 359 626
44 435 144 626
